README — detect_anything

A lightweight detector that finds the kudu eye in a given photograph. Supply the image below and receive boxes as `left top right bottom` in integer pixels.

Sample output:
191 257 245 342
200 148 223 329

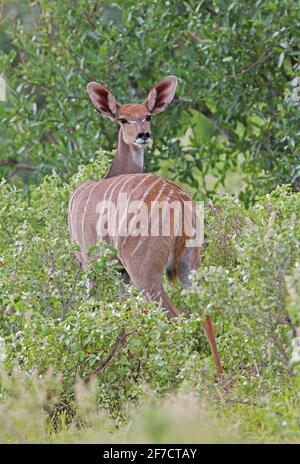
119 118 128 124
146 115 152 121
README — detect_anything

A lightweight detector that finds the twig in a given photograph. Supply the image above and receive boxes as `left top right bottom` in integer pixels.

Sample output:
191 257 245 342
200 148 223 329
0 159 18 167
0 159 35 171
92 327 136 375
234 50 273 78
8 165 36 180
0 159 36 179
65 327 137 380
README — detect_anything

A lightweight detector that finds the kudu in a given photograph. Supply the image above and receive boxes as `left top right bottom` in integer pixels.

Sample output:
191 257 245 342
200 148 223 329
68 76 223 378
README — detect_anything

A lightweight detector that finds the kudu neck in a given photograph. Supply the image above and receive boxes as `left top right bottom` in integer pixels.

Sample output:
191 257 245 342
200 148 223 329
104 129 144 178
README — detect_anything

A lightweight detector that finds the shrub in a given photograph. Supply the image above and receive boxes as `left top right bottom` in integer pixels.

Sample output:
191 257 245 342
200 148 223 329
0 366 240 444
0 162 299 431
184 187 300 377
286 263 300 380
0 158 210 419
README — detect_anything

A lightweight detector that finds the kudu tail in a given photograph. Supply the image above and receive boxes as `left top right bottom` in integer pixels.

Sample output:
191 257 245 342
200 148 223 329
166 236 186 283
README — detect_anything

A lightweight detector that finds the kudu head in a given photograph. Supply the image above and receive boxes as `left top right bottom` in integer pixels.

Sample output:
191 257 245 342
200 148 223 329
87 76 178 147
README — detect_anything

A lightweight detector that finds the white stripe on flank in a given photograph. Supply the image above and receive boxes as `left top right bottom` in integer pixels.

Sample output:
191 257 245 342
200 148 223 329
107 175 131 212
119 176 163 253
69 182 92 244
95 175 131 243
81 175 123 252
81 182 101 252
130 185 175 258
116 174 153 250
171 185 190 201
157 175 191 201
151 182 171 205
106 175 136 247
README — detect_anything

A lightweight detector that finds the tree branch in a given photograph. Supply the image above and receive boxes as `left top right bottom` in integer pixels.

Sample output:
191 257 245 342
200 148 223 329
92 327 136 375
0 159 36 179
0 159 17 167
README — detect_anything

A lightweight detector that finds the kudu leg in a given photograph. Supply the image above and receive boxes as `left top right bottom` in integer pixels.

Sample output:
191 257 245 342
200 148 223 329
160 290 180 319
128 255 223 378
203 315 223 379
168 299 223 378
146 288 223 379
168 297 223 379
138 285 180 319
128 259 179 319
135 282 223 378
178 257 223 379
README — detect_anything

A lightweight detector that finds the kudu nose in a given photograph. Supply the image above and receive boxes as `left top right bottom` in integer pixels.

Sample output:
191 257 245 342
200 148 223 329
137 132 150 140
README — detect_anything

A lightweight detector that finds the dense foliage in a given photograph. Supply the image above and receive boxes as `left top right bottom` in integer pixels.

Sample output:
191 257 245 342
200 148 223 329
1 0 300 200
1 0 300 444
0 156 300 441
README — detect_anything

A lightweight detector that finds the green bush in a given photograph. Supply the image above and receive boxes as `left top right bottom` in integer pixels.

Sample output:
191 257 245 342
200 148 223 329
0 367 241 444
1 155 300 430
0 159 211 420
1 0 300 445
1 0 300 199
184 187 300 374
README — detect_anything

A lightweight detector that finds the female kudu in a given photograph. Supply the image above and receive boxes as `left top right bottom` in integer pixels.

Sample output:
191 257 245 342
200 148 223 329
68 76 223 378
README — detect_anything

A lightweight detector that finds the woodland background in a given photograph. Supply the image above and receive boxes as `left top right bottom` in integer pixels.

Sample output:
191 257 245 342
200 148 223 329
0 0 300 443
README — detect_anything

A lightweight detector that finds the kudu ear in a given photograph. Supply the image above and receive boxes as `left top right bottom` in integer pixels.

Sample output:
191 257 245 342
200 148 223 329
87 82 119 120
144 75 178 115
